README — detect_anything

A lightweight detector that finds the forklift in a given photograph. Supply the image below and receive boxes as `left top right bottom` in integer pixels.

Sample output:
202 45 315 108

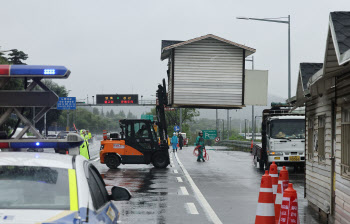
99 80 170 168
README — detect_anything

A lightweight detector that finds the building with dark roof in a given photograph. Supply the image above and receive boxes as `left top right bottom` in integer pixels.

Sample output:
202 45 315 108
293 11 350 222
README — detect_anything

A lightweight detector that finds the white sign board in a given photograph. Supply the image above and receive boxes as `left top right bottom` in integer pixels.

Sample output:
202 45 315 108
244 70 268 106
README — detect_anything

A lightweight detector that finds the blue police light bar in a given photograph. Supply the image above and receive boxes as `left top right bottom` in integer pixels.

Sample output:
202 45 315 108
0 65 70 78
0 133 84 149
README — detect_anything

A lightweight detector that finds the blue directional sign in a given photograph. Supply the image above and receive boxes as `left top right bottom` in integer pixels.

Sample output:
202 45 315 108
57 97 76 110
174 126 180 132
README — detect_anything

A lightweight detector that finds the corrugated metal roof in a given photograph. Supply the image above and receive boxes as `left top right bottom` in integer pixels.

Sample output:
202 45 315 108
299 63 323 91
161 34 256 60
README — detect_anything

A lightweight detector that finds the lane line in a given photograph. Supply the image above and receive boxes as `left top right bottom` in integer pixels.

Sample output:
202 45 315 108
186 203 199 215
177 177 183 182
180 186 189 195
174 169 178 174
175 152 223 224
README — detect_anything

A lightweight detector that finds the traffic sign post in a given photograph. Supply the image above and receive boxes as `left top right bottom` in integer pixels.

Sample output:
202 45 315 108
174 126 180 132
57 97 76 131
202 130 217 140
57 97 76 110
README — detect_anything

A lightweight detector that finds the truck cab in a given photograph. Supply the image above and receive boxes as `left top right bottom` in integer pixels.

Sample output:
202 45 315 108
257 104 305 170
266 116 305 168
100 119 170 169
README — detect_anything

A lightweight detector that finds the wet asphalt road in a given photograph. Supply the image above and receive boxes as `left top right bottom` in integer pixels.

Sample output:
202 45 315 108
89 140 326 224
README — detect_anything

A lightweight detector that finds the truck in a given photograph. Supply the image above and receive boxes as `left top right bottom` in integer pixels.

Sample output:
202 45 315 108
254 103 305 170
99 80 170 169
179 132 189 147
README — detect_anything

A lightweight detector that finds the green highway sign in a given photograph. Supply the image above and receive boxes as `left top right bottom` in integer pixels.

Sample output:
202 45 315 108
202 130 217 140
141 114 153 122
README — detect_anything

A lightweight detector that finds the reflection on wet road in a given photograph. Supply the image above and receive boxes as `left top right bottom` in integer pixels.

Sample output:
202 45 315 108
90 140 326 224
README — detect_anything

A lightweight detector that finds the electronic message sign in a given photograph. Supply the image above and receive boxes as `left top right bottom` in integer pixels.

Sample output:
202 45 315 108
96 94 138 105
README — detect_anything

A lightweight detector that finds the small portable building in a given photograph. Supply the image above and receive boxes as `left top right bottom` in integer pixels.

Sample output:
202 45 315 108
293 11 350 222
161 34 256 109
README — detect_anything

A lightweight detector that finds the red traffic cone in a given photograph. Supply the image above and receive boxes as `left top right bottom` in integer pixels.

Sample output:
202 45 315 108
275 180 283 224
275 166 289 223
279 166 289 192
269 162 278 203
278 183 300 224
255 170 275 224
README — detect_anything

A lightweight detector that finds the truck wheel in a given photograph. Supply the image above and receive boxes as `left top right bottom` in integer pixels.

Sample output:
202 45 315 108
152 152 169 168
105 154 121 169
259 160 265 170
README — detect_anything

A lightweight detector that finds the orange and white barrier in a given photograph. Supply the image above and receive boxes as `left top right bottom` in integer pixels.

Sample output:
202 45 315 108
255 170 275 224
278 183 300 224
275 166 289 224
279 166 289 192
269 161 278 202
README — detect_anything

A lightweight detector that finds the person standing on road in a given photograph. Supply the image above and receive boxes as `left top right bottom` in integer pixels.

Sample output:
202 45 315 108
178 133 184 150
79 130 90 160
171 132 178 153
196 131 205 162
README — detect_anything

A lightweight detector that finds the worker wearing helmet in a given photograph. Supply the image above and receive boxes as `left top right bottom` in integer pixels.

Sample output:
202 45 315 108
79 130 90 160
196 131 205 162
171 132 178 153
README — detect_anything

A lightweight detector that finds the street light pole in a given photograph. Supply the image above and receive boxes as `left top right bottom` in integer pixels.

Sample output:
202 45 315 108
237 15 291 99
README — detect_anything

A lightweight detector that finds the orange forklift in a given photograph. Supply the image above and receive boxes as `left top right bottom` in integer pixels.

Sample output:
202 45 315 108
100 80 170 169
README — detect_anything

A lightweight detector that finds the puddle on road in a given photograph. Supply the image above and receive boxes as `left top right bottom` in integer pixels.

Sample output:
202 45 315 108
100 166 170 224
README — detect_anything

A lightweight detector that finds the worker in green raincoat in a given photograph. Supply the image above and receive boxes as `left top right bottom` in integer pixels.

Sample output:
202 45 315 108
195 131 205 162
79 130 90 160
88 131 92 142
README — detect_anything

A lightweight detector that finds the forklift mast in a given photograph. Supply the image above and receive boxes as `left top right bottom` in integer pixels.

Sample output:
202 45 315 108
156 79 168 148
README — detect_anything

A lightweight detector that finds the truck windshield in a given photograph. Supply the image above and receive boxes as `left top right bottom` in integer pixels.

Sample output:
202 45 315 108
270 119 305 139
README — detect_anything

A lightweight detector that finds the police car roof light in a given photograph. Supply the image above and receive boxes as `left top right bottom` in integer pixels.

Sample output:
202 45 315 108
0 65 70 79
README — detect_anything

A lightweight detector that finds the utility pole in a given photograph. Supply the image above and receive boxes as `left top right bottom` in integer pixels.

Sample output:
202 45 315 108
216 109 218 137
66 111 69 131
179 108 182 133
222 119 224 140
227 110 229 140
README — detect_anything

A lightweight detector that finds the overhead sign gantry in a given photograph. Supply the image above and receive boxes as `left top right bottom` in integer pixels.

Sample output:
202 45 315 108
0 65 83 150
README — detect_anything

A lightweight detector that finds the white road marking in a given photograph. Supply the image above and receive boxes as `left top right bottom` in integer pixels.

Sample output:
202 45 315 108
186 203 199 215
175 152 223 224
180 186 189 195
177 177 183 182
174 169 178 174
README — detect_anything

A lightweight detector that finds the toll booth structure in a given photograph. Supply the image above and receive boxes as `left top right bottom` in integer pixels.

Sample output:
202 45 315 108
0 65 83 150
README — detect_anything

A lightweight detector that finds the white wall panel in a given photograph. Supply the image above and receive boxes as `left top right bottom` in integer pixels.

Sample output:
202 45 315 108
172 38 244 107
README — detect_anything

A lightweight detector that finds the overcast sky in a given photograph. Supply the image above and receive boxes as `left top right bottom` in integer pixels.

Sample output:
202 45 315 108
1 0 349 119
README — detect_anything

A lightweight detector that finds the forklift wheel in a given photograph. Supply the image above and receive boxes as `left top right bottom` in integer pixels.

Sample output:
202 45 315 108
152 152 169 168
105 154 121 169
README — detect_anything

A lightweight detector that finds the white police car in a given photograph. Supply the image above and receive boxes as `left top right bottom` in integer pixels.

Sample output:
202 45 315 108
0 152 131 223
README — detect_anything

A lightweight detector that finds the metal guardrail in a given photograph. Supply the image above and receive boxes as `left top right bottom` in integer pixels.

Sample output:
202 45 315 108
216 140 262 153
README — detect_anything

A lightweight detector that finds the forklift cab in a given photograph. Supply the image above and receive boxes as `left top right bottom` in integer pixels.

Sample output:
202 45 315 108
120 119 159 152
